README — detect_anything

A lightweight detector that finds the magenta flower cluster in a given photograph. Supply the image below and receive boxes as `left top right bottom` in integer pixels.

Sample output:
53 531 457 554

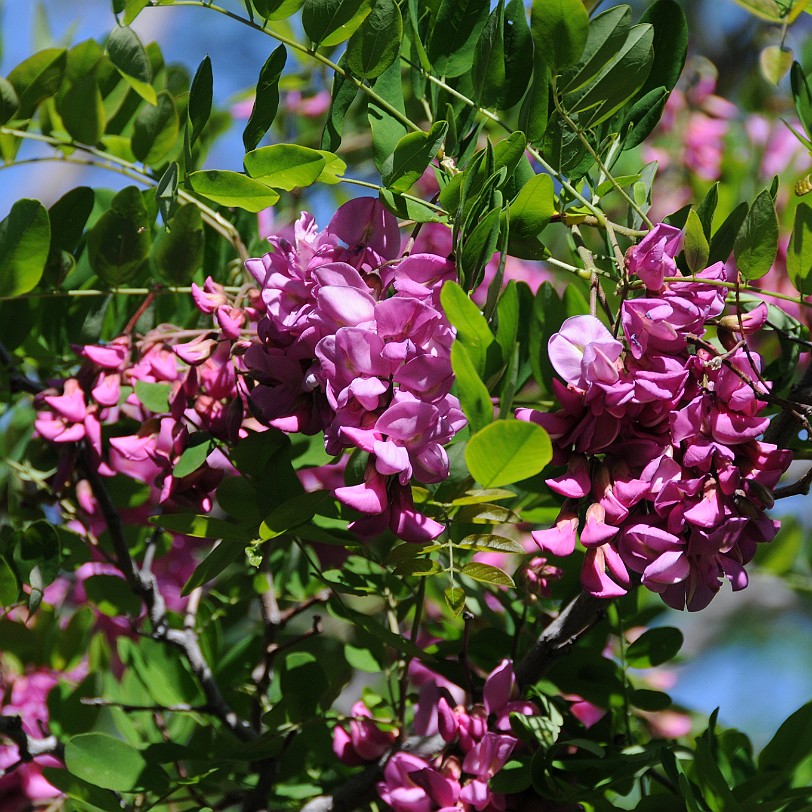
334 659 538 811
243 198 465 542
518 224 791 611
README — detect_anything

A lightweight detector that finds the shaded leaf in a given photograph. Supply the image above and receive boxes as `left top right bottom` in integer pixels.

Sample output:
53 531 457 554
302 0 373 47
346 0 402 79
259 491 330 539
242 44 286 152
0 199 51 297
57 75 105 144
787 201 812 295
428 0 491 78
155 204 204 284
7 48 67 119
530 0 589 72
188 55 213 147
132 90 178 165
106 26 156 105
734 189 778 279
626 627 683 668
385 120 447 192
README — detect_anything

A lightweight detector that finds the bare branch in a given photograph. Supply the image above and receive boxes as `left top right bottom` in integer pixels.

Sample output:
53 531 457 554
81 458 257 743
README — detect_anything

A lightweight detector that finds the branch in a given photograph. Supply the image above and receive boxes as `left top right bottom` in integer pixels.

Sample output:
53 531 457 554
0 715 62 771
80 459 257 743
514 591 607 688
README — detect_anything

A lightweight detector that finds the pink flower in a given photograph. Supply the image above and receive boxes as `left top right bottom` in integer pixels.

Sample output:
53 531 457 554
625 223 682 291
548 315 623 389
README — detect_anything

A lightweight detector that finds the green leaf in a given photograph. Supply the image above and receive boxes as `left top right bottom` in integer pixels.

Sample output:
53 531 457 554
132 90 178 165
451 341 494 434
315 150 347 183
149 513 255 542
460 561 515 587
472 2 505 108
84 574 141 617
518 57 550 145
697 182 719 237
7 47 67 119
368 59 407 177
0 555 19 607
530 0 589 73
562 5 631 94
321 56 359 152
174 437 211 479
0 77 19 125
792 62 812 143
440 281 495 376
508 173 554 240
259 491 330 539
379 189 445 223
244 144 327 190
787 202 812 295
461 207 502 292
625 627 683 668
253 0 306 20
444 586 466 615
124 0 150 24
106 26 156 105
450 489 516 505
684 208 709 273
630 689 672 711
638 0 688 95
498 0 533 110
734 189 778 279
242 44 286 152
0 199 51 297
87 186 151 285
458 534 525 553
456 503 521 524
188 56 213 148
759 702 812 775
346 0 402 79
134 380 171 412
427 0 491 78
57 75 105 144
708 201 748 264
385 120 447 192
155 162 179 224
155 203 204 284
760 44 794 85
302 0 373 47
181 542 244 596
65 733 161 792
465 419 552 487
188 170 279 212
620 86 669 150
569 23 654 128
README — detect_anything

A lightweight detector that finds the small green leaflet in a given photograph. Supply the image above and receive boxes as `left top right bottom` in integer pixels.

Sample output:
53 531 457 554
465 419 552 487
244 144 327 190
188 170 280 212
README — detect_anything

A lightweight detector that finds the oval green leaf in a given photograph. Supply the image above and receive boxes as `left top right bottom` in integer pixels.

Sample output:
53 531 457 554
625 627 683 668
0 199 51 298
460 561 515 587
132 90 179 165
734 188 779 279
242 44 286 152
302 0 373 47
346 0 403 79
530 0 589 73
65 733 149 792
7 48 67 119
244 144 327 190
188 170 280 212
465 419 552 488
787 201 812 295
106 26 157 105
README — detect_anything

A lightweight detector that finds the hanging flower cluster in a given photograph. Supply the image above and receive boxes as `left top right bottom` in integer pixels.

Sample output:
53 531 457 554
334 659 539 812
243 198 466 542
519 224 791 611
33 286 261 514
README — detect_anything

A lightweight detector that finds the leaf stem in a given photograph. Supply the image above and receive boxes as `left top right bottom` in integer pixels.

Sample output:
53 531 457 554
0 127 248 260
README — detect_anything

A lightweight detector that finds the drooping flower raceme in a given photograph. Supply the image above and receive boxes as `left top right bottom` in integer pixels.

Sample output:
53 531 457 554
243 198 466 542
334 659 538 812
519 226 791 611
